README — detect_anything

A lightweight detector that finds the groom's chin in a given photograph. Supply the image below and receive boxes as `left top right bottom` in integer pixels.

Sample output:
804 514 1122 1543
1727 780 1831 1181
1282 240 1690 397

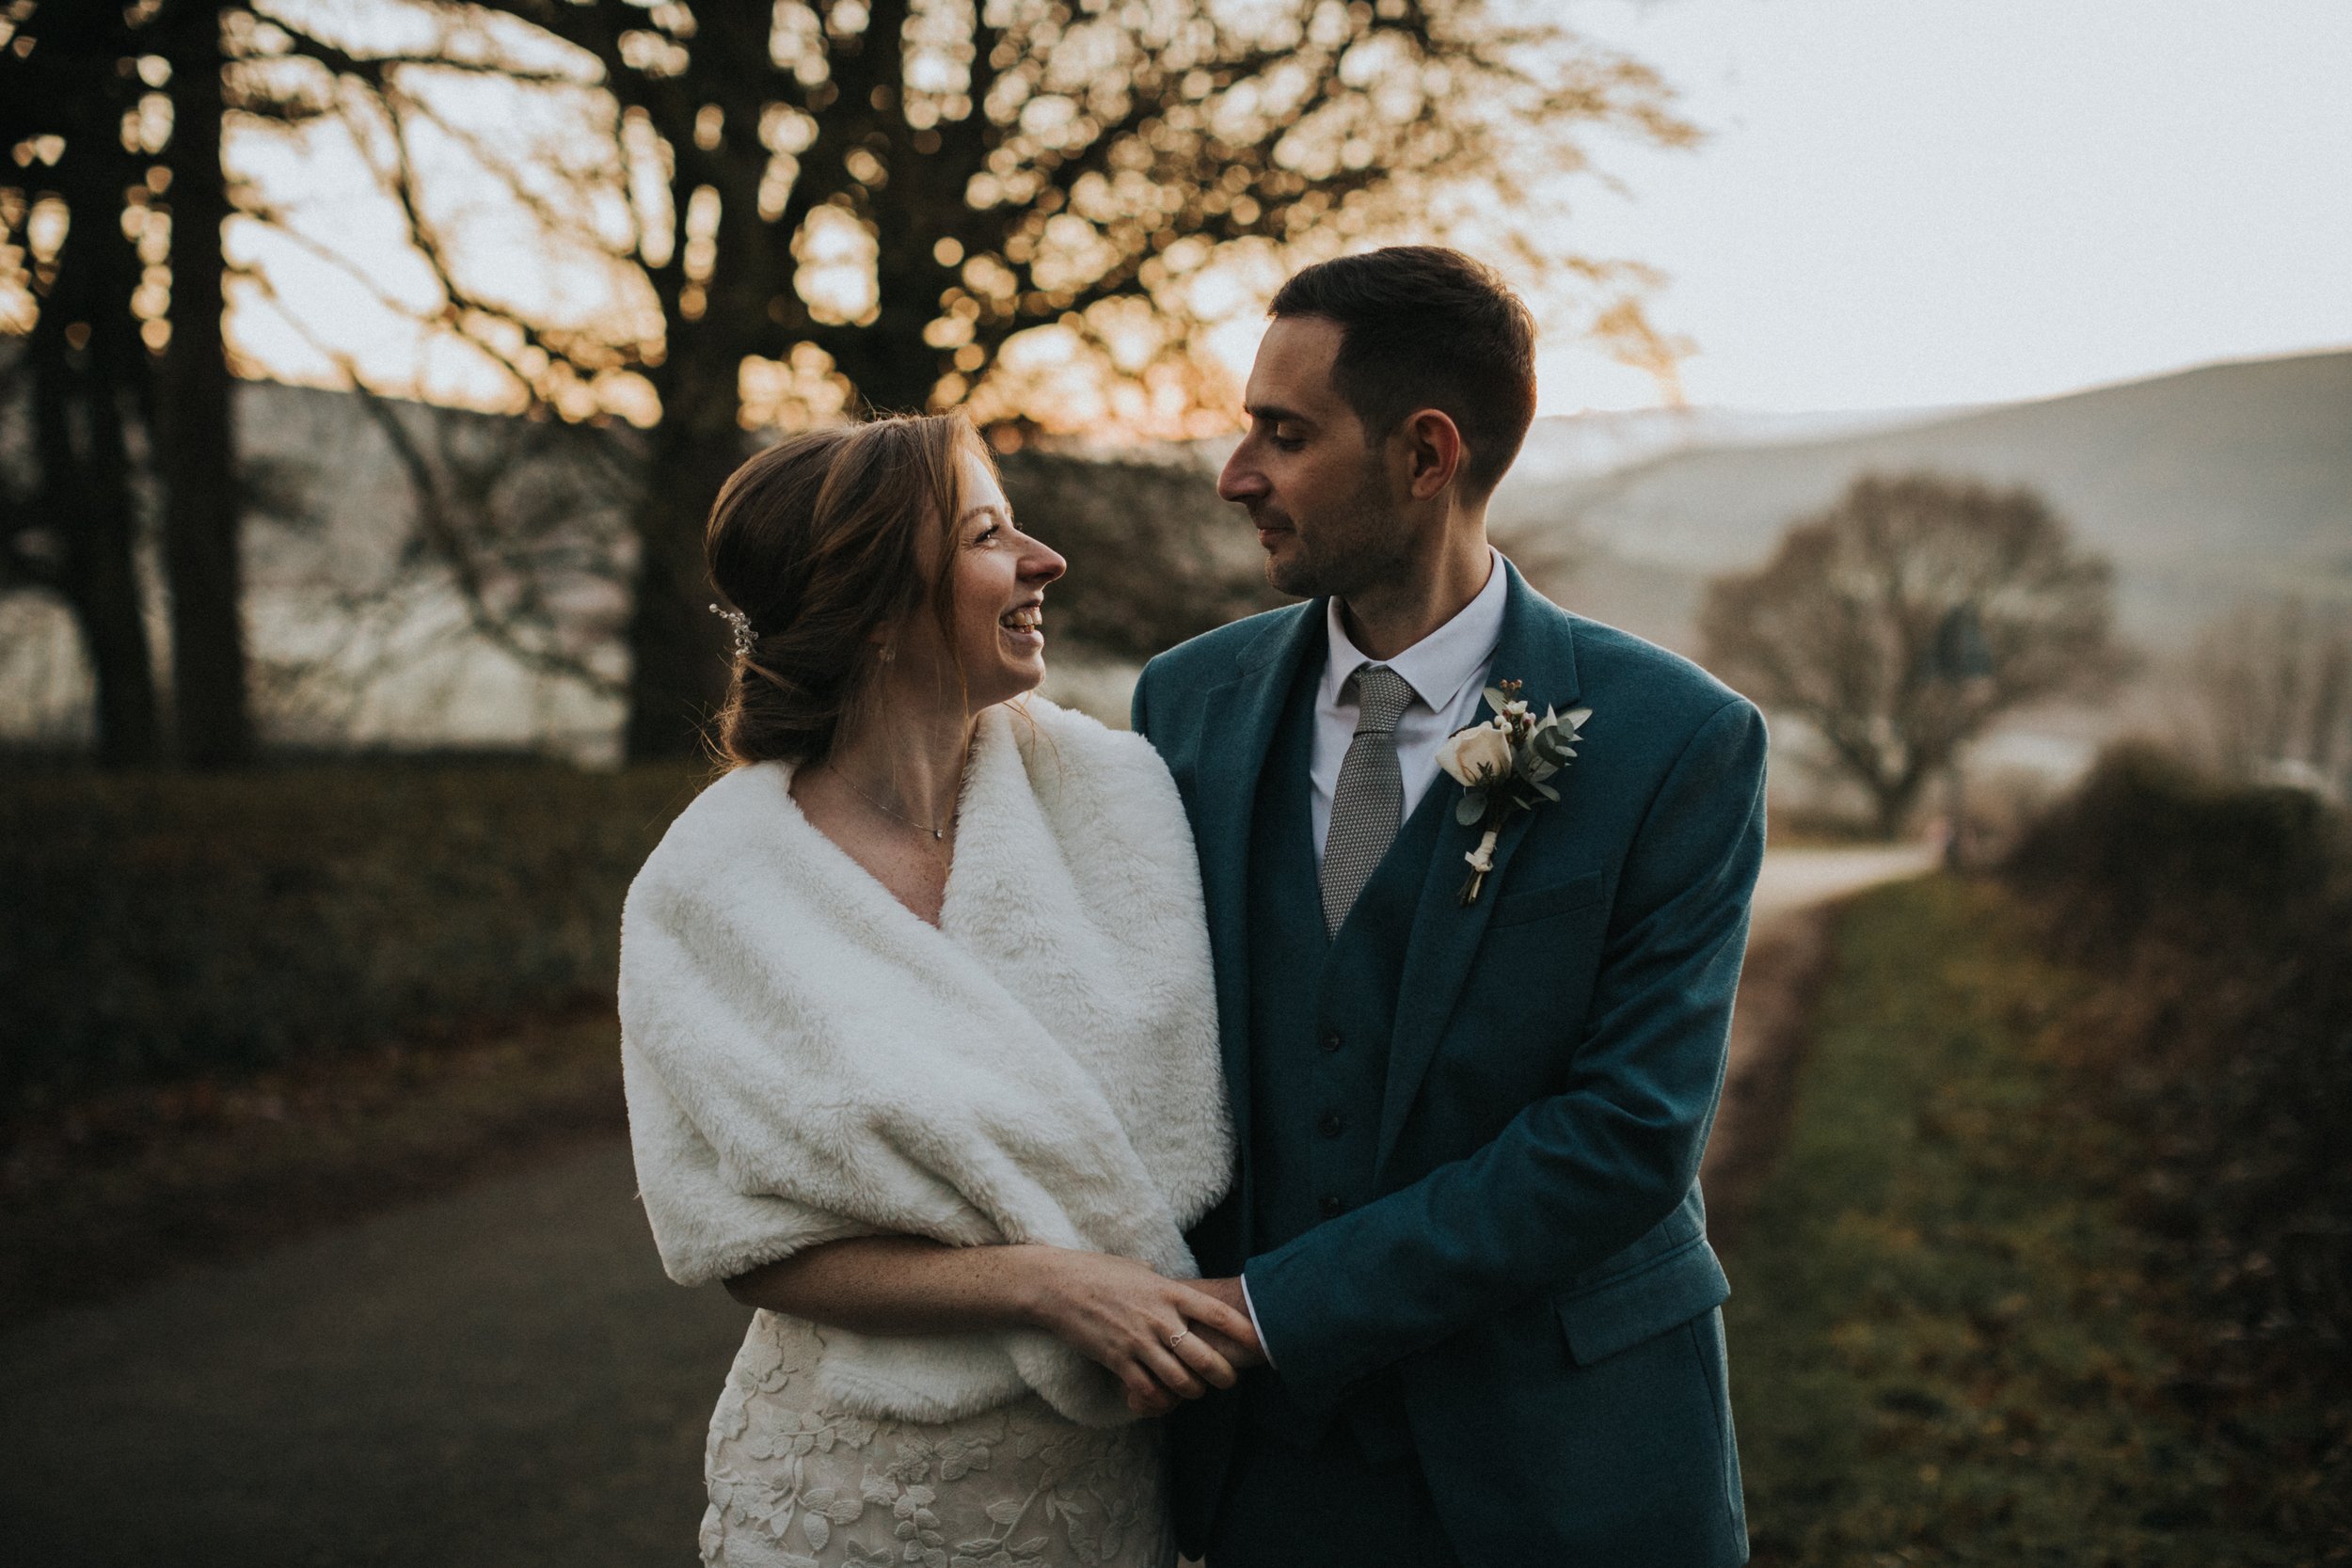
1261 544 1318 599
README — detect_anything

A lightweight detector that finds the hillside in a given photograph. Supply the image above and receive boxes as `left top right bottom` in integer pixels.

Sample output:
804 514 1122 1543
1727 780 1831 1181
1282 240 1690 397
1495 350 2352 651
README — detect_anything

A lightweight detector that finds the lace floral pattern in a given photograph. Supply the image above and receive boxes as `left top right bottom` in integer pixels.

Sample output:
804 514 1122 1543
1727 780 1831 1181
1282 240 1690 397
699 1312 1175 1568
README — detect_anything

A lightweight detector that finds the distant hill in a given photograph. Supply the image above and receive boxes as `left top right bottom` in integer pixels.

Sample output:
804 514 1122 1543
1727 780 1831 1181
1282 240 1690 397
1493 351 2352 652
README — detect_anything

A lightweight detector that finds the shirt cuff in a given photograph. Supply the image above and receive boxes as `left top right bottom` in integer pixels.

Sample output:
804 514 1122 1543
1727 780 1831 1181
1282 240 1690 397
1239 1274 1277 1370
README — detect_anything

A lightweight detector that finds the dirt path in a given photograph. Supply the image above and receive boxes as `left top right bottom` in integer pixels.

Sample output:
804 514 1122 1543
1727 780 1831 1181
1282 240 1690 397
0 847 1931 1566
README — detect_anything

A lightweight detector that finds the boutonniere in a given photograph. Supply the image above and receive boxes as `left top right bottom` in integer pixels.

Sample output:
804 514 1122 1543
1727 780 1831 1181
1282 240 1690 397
1435 681 1593 906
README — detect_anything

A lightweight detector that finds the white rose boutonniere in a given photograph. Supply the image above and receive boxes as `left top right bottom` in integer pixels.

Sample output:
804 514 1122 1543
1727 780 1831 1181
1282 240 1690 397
1441 679 1593 906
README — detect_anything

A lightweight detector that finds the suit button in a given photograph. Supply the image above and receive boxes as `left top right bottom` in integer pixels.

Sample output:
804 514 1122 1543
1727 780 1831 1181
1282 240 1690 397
1319 1030 1343 1053
1318 1195 1345 1219
1318 1110 1347 1138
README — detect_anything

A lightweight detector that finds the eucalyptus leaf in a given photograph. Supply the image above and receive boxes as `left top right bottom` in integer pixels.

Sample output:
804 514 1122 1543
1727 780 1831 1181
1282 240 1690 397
1534 779 1561 801
1565 705 1593 730
1456 789 1489 825
1483 685 1510 714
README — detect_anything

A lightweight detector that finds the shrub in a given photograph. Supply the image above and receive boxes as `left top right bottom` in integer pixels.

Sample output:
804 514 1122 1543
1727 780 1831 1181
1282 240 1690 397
2007 744 2352 1543
1 763 706 1103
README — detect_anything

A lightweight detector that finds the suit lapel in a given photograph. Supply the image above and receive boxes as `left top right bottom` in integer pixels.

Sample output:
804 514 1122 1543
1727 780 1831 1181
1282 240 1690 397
1376 562 1583 1174
1192 604 1325 1159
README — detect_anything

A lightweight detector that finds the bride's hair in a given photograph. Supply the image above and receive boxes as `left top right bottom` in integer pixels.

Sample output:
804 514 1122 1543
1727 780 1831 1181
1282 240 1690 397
705 412 987 768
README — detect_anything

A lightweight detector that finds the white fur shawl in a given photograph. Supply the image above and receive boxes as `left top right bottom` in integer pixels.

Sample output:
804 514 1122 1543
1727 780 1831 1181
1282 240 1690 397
618 697 1232 1429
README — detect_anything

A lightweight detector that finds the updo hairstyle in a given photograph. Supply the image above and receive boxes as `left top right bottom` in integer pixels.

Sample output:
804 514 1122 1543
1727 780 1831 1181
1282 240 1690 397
706 412 984 768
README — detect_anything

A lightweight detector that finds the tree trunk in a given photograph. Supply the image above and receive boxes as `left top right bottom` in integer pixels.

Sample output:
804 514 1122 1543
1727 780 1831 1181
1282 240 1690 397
1869 777 1918 841
157 2 250 768
24 103 164 768
67 391 165 768
621 332 743 760
29 328 163 768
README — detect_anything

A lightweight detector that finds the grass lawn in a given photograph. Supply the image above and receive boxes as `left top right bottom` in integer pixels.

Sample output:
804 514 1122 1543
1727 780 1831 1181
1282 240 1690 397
1723 876 2280 1566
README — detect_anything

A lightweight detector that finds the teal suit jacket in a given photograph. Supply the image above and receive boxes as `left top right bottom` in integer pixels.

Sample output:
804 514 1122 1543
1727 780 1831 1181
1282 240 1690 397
1133 562 1765 1563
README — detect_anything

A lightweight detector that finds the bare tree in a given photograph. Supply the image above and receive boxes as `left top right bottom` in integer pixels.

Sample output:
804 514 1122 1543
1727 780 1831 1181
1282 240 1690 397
3 1 274 767
2189 597 2352 800
1 10 167 766
1699 471 2122 837
237 0 1694 756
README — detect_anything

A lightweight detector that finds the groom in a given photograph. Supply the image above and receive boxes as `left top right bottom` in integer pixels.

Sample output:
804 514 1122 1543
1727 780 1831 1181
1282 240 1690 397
1133 246 1765 1566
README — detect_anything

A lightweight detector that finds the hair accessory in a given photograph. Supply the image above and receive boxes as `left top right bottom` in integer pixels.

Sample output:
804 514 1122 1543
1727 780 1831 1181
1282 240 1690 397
707 602 756 659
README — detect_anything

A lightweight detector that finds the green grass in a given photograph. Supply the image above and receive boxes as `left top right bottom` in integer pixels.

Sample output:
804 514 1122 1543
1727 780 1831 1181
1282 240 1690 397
1724 877 2275 1566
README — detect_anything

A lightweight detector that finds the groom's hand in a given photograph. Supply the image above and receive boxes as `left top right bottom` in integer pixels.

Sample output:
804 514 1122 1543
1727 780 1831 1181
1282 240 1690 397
1179 1277 1265 1370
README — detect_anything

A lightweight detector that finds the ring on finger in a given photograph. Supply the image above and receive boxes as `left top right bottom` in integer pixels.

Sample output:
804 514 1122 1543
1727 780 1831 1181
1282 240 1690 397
1166 1329 1193 1350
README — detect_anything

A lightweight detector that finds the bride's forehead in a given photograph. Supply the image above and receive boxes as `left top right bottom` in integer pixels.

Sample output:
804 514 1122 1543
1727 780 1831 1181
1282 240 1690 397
958 447 1009 510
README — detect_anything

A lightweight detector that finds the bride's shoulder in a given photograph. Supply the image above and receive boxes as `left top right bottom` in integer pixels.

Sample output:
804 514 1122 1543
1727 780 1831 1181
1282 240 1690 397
633 761 797 891
1008 695 1166 779
1003 696 1184 825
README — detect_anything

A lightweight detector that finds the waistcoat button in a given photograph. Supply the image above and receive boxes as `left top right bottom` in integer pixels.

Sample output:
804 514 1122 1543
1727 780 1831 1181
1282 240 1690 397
1318 1110 1347 1138
1319 1030 1343 1053
1318 1195 1345 1219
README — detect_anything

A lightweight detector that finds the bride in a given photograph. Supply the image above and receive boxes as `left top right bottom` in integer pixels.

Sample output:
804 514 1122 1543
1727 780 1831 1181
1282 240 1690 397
618 412 1257 1568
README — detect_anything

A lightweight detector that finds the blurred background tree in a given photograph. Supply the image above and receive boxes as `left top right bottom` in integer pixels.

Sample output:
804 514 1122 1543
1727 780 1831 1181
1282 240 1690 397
2 5 179 768
2189 596 2351 799
0 0 315 769
1698 471 2122 837
234 0 1694 755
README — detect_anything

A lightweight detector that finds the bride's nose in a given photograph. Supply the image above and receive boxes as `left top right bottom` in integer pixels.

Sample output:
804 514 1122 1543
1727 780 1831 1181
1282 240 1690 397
1023 540 1067 585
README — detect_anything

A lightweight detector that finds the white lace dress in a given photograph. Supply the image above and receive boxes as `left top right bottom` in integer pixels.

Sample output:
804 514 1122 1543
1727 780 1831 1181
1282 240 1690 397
699 1312 1175 1568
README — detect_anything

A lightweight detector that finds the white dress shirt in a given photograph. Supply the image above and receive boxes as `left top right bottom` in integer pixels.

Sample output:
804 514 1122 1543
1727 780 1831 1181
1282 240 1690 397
1240 548 1508 1367
1310 547 1510 863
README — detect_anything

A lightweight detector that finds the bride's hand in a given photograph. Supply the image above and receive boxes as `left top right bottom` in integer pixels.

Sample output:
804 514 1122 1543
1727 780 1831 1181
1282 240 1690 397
1022 1250 1261 1418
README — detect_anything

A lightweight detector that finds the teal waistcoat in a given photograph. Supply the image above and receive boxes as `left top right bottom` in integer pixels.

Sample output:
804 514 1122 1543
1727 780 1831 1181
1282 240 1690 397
1244 657 1454 1458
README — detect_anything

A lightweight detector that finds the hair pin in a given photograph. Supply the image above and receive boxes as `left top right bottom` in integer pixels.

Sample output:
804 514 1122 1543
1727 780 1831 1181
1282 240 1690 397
708 602 756 658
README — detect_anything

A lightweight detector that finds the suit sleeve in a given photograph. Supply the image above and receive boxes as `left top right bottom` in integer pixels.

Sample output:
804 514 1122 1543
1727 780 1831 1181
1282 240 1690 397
1239 696 1769 1411
1129 655 1164 742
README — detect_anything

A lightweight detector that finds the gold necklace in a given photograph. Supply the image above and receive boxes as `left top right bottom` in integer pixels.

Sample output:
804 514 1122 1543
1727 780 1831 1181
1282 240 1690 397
836 771 952 842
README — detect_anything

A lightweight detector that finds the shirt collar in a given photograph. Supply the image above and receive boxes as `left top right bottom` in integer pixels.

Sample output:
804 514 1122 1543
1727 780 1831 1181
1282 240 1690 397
1321 546 1508 715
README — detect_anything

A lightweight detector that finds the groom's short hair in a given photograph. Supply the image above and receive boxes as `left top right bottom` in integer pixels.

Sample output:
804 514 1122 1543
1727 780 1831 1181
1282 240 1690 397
1269 246 1537 498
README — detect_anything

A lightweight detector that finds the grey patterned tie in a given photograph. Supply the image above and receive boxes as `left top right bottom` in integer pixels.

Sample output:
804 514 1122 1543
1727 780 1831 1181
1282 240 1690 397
1320 662 1418 937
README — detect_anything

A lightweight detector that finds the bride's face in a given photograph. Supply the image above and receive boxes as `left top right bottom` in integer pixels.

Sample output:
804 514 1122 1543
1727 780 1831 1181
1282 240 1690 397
891 447 1067 714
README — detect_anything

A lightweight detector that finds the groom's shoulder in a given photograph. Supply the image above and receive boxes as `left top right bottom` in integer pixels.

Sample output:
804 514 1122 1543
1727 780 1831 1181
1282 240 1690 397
1561 607 1759 739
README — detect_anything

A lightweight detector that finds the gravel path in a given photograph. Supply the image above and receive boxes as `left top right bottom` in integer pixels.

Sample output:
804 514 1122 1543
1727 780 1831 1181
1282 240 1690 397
1748 844 1938 923
0 1139 743 1567
0 847 1933 1566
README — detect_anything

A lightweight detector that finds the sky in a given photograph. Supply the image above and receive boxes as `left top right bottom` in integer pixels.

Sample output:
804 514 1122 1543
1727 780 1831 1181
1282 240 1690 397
220 0 2352 425
1531 0 2352 413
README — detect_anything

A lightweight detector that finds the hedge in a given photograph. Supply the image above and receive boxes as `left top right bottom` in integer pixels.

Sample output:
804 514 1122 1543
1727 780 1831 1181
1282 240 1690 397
2007 744 2352 1544
1 762 707 1103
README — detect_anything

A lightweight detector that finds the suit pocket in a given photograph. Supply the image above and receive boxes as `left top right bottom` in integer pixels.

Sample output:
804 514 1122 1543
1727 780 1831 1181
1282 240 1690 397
1490 869 1606 929
1553 1236 1731 1366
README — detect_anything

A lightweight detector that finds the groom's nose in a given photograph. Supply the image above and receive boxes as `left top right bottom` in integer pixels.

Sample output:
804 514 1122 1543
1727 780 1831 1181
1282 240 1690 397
1218 442 1269 504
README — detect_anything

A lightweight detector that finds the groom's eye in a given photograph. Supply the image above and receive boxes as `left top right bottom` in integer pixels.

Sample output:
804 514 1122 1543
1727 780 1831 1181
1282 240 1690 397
1271 428 1306 451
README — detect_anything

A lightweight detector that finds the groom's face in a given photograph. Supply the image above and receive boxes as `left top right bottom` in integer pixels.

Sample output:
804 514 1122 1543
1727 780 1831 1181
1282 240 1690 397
1219 315 1410 601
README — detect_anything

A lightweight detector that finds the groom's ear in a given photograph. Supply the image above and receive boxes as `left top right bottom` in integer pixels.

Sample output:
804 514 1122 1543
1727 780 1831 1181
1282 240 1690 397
1400 407 1468 500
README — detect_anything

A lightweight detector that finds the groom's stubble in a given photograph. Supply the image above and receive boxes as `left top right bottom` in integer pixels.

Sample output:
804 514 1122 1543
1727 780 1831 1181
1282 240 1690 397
1256 446 1420 607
